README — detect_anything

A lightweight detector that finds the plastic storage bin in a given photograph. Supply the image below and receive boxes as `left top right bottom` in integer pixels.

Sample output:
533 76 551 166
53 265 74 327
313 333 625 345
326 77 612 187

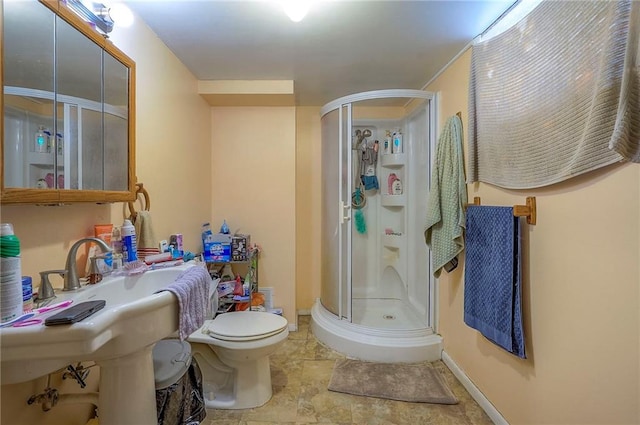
153 340 206 425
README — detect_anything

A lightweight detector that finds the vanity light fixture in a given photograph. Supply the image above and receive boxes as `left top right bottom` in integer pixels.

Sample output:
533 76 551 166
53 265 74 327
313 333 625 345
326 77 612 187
66 0 114 33
65 0 134 33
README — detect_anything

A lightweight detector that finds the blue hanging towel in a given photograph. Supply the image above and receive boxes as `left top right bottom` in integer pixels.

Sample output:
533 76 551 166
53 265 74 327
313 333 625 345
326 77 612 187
463 205 525 359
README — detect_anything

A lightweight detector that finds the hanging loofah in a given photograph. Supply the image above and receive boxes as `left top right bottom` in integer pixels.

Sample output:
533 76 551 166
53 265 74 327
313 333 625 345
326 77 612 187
355 209 367 234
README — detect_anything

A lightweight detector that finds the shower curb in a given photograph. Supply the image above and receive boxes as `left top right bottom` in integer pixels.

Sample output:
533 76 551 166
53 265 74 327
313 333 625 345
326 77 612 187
311 300 442 363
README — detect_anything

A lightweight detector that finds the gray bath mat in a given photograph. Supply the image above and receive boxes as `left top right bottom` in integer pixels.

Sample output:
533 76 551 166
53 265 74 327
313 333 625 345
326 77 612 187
328 359 458 404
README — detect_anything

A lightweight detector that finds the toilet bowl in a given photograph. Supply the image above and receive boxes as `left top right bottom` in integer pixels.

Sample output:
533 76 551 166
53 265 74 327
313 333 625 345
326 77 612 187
188 311 289 409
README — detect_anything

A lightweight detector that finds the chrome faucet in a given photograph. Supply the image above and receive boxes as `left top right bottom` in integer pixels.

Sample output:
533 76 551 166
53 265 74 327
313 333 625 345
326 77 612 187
35 269 66 303
64 237 112 291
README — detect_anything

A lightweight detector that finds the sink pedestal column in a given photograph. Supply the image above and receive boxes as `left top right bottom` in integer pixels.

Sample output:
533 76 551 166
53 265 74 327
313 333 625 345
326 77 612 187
97 345 157 425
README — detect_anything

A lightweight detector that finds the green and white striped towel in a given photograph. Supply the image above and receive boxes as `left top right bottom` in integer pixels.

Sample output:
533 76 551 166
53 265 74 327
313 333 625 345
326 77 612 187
424 115 467 278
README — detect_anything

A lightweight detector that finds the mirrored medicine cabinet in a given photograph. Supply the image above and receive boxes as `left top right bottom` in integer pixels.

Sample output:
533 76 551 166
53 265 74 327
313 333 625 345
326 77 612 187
1 0 136 204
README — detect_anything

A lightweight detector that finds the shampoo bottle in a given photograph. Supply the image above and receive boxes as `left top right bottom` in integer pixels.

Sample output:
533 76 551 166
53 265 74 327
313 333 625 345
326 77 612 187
383 131 392 154
121 219 138 263
56 132 64 156
392 129 403 154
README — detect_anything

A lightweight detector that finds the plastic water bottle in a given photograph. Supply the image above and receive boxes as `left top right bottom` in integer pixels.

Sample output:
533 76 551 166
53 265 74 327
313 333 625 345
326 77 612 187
0 223 23 323
121 219 138 263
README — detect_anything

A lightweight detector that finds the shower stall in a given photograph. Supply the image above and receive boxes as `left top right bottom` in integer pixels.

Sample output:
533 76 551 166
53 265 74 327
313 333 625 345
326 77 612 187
311 89 442 363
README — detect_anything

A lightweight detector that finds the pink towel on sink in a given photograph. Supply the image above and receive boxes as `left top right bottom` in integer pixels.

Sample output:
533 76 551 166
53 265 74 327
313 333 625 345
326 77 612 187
158 265 211 340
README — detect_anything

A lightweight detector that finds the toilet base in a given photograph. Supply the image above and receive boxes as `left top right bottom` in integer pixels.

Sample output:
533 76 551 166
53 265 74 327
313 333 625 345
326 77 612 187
190 343 274 409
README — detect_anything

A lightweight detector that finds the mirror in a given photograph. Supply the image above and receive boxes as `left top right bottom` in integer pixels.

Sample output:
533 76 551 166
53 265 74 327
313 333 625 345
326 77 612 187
1 0 135 204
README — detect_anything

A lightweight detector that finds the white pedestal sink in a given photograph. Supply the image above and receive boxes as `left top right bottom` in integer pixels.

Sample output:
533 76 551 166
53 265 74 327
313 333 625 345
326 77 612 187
0 262 202 425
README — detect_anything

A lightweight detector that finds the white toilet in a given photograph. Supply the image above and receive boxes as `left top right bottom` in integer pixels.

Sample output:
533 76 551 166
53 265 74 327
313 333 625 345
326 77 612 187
188 311 289 409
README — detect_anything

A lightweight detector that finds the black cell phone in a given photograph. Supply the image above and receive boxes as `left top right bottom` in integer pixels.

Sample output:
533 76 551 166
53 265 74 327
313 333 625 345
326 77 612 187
44 300 106 326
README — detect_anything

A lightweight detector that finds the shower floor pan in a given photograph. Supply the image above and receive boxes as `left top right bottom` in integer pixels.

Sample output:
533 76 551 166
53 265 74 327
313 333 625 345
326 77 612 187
350 298 425 330
311 299 442 363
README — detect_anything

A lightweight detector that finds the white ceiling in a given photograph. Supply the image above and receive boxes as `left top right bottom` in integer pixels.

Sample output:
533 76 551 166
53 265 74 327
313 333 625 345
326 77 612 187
125 0 516 106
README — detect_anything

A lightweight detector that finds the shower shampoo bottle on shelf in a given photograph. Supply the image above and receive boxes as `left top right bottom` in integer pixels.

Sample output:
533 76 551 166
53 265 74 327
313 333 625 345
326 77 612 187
383 131 392 154
392 129 403 154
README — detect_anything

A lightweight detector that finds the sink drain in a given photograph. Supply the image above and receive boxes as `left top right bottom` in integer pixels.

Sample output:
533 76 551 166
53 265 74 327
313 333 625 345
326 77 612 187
383 314 396 320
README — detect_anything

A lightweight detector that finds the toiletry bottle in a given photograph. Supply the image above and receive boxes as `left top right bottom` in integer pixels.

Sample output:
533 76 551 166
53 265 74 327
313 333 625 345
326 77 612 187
392 129 403 154
44 128 53 152
121 219 138 263
22 276 33 313
202 222 214 262
383 131 392 154
0 223 23 323
220 219 230 234
34 126 49 153
56 132 64 156
111 226 123 270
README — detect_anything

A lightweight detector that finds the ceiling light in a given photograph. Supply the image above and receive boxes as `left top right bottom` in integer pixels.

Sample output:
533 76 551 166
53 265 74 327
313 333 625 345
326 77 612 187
282 1 311 22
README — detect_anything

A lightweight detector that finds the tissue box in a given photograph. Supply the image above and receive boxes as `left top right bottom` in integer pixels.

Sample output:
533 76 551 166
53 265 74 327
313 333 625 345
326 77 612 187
232 234 250 261
209 233 232 262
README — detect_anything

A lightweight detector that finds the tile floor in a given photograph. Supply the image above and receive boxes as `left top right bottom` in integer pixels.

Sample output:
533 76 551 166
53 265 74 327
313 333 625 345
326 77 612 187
202 315 494 425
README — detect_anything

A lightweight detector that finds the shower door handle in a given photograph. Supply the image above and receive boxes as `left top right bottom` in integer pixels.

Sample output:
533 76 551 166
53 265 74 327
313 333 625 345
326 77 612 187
340 201 351 224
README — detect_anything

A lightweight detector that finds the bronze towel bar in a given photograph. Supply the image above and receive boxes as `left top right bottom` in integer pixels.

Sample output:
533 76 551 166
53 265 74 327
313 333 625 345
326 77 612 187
466 196 537 225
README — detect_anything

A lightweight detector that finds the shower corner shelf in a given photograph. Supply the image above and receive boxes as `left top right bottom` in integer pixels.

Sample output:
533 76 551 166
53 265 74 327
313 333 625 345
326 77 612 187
382 234 404 248
380 153 406 168
28 152 63 166
381 194 406 207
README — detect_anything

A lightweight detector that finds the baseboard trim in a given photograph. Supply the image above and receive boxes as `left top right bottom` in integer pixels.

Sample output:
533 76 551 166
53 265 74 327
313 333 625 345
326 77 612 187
441 351 508 425
297 309 311 316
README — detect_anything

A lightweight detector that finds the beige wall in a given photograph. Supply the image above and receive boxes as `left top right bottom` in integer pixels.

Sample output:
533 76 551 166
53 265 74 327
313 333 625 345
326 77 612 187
209 107 297 325
0 12 211 425
428 49 640 424
295 107 322 311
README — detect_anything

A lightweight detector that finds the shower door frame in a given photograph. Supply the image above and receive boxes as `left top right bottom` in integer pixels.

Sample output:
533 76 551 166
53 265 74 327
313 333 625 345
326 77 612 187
320 104 353 322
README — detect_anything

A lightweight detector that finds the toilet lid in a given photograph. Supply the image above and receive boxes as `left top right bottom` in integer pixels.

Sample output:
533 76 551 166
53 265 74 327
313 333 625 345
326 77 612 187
206 311 288 341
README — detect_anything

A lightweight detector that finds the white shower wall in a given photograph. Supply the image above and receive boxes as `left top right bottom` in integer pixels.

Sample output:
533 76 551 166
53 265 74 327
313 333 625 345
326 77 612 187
351 101 432 326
